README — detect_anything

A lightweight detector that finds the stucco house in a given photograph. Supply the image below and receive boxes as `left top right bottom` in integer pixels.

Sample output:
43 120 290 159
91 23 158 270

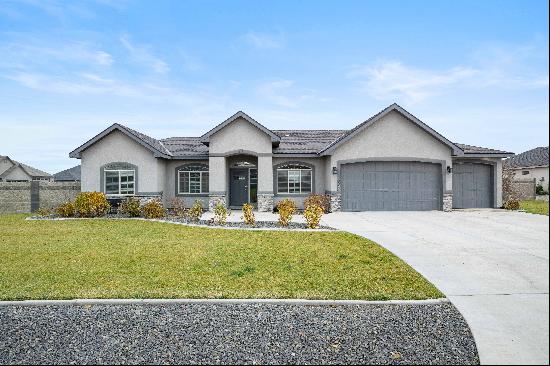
69 104 513 212
0 155 52 182
504 146 549 191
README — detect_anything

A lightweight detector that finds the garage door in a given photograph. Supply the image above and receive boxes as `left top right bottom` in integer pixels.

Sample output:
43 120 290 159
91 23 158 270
452 162 493 208
341 161 443 211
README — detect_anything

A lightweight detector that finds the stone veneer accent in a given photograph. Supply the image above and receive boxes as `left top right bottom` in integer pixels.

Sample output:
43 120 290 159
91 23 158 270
329 192 341 212
208 194 226 212
443 193 453 212
257 193 274 212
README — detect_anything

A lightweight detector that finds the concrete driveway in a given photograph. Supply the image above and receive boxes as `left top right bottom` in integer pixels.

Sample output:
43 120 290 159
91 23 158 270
323 210 549 365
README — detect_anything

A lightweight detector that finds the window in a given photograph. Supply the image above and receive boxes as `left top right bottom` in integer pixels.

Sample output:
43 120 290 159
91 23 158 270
522 170 530 175
178 164 209 194
276 163 312 194
104 170 135 195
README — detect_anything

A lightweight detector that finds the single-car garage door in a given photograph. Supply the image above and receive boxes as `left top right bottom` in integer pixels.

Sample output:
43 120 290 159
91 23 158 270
452 162 494 208
340 161 443 211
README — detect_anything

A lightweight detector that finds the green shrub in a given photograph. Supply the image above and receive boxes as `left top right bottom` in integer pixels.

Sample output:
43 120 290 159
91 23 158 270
74 192 110 217
241 203 255 226
119 197 141 217
536 183 548 195
140 198 166 219
170 197 186 217
56 202 75 217
35 207 52 217
303 203 324 229
304 194 331 213
186 199 204 222
276 199 297 227
504 199 520 210
213 202 229 225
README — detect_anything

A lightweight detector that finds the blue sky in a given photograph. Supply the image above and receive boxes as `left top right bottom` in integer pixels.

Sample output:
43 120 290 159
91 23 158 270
0 0 548 173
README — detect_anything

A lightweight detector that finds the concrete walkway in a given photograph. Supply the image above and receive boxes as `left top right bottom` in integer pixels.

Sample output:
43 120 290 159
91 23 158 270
323 210 549 365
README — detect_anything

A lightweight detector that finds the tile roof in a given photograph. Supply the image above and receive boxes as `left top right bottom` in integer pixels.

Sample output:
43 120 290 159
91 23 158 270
454 143 514 156
273 130 348 154
160 137 209 157
504 146 549 168
53 165 81 181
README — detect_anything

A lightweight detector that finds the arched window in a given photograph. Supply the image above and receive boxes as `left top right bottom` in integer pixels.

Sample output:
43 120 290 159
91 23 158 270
177 163 209 194
276 163 312 194
102 162 137 196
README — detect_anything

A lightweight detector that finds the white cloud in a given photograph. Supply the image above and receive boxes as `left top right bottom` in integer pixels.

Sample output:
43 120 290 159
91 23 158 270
120 35 169 74
243 31 284 49
257 79 325 108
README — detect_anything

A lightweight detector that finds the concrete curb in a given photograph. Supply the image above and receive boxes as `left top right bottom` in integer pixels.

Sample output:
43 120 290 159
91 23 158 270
0 298 449 307
25 217 337 232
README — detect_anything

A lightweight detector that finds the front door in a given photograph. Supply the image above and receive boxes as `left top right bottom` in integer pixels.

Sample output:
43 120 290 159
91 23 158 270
230 168 249 207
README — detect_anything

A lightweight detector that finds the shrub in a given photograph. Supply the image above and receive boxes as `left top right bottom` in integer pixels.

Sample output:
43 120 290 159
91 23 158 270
74 192 110 218
56 201 75 217
303 203 324 229
140 198 166 219
276 199 297 227
304 194 331 213
35 207 52 217
213 202 229 225
504 199 520 211
186 199 204 222
536 183 548 196
241 203 255 226
119 197 141 217
171 197 186 217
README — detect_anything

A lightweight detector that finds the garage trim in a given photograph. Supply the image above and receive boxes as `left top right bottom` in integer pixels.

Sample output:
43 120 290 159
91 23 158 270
336 157 449 211
452 158 498 208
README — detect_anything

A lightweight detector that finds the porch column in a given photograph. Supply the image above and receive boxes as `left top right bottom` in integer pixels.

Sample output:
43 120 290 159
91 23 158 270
208 156 227 211
257 155 274 212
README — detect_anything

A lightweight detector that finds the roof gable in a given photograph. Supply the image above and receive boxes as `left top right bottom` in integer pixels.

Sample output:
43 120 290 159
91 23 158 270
200 111 280 145
69 123 172 159
319 103 463 156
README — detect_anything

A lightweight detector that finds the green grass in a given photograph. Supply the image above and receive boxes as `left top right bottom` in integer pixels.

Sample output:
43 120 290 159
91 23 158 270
520 200 549 216
0 214 442 301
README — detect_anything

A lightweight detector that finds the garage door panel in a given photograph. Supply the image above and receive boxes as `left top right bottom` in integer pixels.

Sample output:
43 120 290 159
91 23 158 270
341 161 442 211
453 163 493 208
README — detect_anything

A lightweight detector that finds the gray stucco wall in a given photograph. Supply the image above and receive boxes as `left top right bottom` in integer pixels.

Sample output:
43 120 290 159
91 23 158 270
2 165 33 181
209 117 273 155
327 110 454 193
80 130 165 195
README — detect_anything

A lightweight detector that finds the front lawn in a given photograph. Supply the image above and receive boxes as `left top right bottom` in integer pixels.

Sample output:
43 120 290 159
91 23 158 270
520 200 549 216
0 215 442 301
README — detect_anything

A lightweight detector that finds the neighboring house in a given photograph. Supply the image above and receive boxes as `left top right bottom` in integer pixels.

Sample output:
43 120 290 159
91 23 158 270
69 103 513 212
504 146 549 191
0 155 52 182
53 165 81 182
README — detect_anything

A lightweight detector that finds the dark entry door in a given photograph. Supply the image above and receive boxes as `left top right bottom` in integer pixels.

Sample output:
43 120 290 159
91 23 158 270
230 168 249 207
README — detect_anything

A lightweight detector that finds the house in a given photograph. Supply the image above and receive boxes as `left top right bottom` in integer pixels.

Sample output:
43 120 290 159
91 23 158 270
69 103 513 212
53 165 81 182
504 146 549 191
0 155 52 182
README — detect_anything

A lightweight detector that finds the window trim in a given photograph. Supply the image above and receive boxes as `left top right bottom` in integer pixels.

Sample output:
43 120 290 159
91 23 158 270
275 162 313 195
176 163 209 195
104 169 136 196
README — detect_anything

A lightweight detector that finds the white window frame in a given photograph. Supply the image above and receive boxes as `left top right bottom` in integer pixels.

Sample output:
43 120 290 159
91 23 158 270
178 169 209 194
276 166 312 194
104 169 135 196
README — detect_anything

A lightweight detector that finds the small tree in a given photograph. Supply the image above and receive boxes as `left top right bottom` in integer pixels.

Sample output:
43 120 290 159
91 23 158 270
241 203 256 226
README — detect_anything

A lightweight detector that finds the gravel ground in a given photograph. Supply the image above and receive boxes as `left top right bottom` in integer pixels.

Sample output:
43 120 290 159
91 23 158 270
0 302 478 365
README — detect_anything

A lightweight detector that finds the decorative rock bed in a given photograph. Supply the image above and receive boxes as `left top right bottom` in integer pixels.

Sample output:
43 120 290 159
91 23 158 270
26 214 336 231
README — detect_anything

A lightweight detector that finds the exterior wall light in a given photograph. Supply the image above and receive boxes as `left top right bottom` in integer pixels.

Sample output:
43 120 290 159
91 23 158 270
332 167 338 175
447 166 452 173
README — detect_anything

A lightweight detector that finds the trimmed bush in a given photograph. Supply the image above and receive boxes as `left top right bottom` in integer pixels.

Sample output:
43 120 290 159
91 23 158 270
35 207 52 217
74 192 110 218
303 203 324 229
213 202 229 225
186 199 204 222
56 202 75 217
241 203 255 226
140 198 166 219
276 199 297 227
304 194 331 213
119 197 141 217
171 197 186 217
504 199 520 211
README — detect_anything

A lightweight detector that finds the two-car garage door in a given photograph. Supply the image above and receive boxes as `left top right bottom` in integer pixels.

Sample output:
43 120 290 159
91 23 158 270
340 161 442 211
